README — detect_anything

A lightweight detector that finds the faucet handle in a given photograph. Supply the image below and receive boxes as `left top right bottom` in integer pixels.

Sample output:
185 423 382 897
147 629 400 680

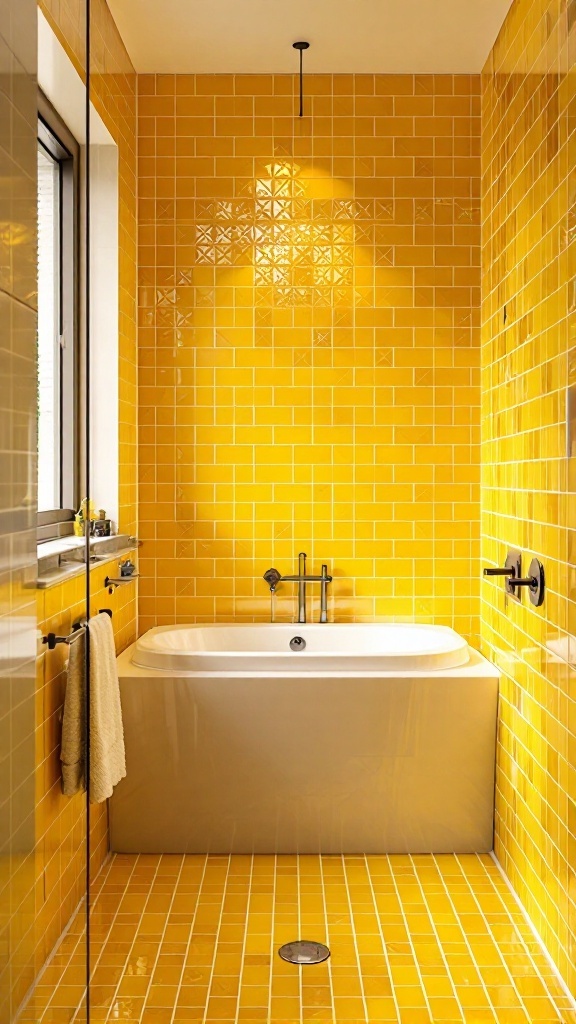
263 568 282 592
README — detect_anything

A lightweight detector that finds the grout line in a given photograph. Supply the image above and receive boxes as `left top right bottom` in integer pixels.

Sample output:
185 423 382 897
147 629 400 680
19 888 89 1024
296 851 303 1024
104 853 178 1022
233 853 253 1024
201 854 232 1024
170 853 208 1024
340 855 369 1023
363 855 402 1024
456 853 534 1019
267 853 277 1024
50 851 119 1024
300 856 329 1021
318 855 337 1024
410 854 468 1021
489 851 576 1014
386 855 434 1022
435 853 501 1020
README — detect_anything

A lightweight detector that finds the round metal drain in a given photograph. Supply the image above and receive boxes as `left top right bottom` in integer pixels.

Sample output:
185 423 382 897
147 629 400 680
278 940 330 965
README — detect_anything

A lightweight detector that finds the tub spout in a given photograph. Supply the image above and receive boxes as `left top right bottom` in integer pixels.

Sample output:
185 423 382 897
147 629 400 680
264 555 332 622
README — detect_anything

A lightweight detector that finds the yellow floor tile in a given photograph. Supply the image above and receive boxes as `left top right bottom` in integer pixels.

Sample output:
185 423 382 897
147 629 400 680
19 853 573 1024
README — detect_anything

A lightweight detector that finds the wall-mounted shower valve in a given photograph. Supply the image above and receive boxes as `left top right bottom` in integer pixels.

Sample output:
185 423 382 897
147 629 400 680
508 558 545 607
483 551 544 607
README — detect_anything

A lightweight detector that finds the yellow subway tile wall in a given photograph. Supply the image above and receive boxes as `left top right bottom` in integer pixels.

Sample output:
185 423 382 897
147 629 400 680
137 73 482 636
481 0 576 1002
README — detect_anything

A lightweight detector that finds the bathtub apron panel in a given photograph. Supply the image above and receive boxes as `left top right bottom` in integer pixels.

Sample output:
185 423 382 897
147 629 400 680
110 632 499 855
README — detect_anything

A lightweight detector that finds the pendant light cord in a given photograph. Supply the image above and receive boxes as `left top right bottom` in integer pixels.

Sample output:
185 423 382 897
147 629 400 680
299 46 303 117
293 42 310 118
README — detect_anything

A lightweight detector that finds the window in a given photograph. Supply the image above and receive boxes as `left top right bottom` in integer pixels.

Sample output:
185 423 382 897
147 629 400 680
37 99 79 523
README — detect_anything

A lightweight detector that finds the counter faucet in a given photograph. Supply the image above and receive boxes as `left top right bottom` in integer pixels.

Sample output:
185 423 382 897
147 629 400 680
263 553 332 623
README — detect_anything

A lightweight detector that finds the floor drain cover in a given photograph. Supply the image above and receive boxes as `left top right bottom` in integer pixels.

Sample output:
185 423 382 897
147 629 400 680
278 940 330 964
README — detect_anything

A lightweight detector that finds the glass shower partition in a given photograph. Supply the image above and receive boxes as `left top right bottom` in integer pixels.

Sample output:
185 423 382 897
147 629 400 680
0 1 91 1023
85 0 138 1017
0 2 41 1020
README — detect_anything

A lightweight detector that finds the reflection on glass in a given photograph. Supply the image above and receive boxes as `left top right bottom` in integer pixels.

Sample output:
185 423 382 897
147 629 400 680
37 144 60 511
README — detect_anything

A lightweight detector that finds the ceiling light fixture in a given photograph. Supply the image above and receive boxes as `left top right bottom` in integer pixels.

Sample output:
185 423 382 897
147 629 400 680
292 41 310 118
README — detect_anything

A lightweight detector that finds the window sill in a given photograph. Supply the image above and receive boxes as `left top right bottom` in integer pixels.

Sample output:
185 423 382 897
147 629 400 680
36 534 137 589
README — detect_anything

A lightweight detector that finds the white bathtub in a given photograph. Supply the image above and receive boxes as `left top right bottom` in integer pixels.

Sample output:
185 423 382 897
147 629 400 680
110 623 499 856
132 622 470 673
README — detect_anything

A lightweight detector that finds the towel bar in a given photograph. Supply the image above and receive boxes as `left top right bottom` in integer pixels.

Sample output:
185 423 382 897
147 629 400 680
42 608 112 650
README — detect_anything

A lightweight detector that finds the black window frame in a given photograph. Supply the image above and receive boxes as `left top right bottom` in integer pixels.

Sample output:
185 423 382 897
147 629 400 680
37 91 81 537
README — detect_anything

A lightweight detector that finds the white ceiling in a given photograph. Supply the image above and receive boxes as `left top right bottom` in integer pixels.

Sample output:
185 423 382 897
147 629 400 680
108 0 514 74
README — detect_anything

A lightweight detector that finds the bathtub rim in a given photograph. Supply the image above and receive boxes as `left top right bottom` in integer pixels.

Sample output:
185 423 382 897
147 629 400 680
131 621 473 674
118 641 499 680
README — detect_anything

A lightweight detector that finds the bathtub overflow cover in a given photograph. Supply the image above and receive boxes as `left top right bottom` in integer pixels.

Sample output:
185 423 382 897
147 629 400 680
289 636 306 651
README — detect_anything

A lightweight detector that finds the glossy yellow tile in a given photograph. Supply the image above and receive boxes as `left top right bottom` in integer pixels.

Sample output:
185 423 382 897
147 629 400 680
481 0 576 1004
137 73 482 638
19 853 575 1024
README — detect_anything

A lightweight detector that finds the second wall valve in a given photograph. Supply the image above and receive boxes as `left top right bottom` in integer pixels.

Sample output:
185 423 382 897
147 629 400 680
483 550 545 607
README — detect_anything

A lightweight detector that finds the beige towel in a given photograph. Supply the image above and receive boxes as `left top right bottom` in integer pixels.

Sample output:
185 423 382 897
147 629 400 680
61 612 126 802
61 630 86 796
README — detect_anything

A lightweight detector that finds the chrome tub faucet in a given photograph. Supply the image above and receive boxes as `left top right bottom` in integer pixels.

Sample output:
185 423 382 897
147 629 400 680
263 553 332 623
